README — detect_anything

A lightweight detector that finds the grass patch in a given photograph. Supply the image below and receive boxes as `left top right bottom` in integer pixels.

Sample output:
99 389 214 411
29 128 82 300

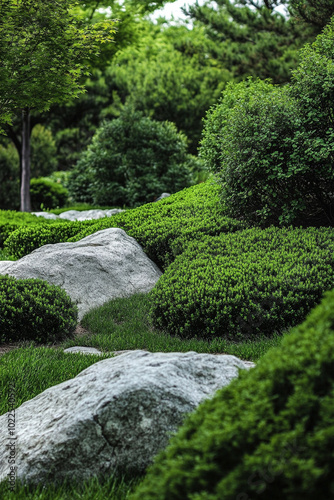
63 293 284 361
0 473 140 500
0 345 111 415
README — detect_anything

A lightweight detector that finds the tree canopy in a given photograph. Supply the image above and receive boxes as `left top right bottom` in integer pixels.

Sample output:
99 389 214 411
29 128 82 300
0 0 117 211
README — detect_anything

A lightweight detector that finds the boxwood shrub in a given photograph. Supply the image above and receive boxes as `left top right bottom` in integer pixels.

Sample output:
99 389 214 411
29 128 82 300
131 287 334 500
4 219 98 259
0 275 78 343
0 210 59 248
149 226 334 340
4 182 247 268
67 181 247 270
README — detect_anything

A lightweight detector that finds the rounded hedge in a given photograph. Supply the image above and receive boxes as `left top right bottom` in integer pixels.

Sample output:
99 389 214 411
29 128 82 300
0 275 78 343
200 19 334 227
67 108 196 208
149 226 334 340
131 287 334 500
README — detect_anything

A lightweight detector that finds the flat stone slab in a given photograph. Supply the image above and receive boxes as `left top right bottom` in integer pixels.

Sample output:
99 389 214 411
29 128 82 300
0 350 251 487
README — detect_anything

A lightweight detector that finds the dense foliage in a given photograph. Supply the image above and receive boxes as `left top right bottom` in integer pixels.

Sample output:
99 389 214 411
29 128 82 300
149 226 334 340
0 275 77 343
131 287 334 500
0 210 66 248
0 144 19 211
68 108 199 208
201 19 334 227
4 182 246 267
4 219 97 260
30 177 68 211
185 0 319 85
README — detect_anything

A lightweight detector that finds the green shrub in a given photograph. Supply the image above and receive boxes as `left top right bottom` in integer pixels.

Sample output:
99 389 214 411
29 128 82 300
70 181 247 270
0 210 60 248
30 177 69 210
4 219 97 259
68 107 197 208
201 78 309 226
289 18 334 226
200 78 274 175
0 275 78 343
130 287 334 500
200 20 334 227
149 226 334 340
4 182 245 267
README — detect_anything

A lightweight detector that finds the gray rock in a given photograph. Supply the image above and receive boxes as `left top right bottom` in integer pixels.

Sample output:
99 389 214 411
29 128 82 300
154 193 170 202
63 346 105 355
0 350 250 486
31 211 58 219
0 228 162 320
31 209 125 221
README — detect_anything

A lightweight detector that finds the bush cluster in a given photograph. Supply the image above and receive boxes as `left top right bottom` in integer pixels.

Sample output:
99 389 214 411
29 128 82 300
4 219 97 259
4 182 247 267
30 177 68 210
149 226 334 339
200 19 334 227
0 275 78 343
130 288 334 500
67 108 199 208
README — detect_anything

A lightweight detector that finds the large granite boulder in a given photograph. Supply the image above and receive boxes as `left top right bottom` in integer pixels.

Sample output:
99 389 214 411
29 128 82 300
0 350 251 487
0 228 162 320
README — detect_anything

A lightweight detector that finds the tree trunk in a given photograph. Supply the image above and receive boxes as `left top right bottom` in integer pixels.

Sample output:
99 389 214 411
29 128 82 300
20 108 31 212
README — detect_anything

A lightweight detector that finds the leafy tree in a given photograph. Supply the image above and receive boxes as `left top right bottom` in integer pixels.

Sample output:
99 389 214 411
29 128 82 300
0 0 116 212
106 20 231 153
184 0 319 84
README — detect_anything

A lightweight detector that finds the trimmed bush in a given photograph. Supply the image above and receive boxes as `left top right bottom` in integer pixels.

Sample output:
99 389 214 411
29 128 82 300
3 182 246 267
149 226 334 339
200 20 334 227
67 107 197 208
0 275 78 343
4 219 97 259
130 287 334 500
30 177 68 210
0 210 63 248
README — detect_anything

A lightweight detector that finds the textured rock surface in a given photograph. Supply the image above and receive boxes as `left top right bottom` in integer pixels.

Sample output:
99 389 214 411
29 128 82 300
0 228 162 320
0 350 250 486
32 208 125 221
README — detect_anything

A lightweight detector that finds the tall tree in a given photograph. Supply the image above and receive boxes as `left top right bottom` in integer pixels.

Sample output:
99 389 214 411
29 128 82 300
288 0 334 30
0 0 116 211
183 0 319 84
106 19 231 153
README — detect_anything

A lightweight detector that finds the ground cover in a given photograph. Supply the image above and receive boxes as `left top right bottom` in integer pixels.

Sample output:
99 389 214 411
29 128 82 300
0 181 332 499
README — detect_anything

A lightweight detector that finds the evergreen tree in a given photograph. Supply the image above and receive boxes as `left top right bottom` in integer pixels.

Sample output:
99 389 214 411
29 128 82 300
184 0 319 84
